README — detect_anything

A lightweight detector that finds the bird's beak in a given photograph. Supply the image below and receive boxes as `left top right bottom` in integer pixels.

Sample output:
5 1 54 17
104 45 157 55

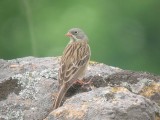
65 32 72 37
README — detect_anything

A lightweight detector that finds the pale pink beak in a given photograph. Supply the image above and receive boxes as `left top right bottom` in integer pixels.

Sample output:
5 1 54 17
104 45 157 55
65 32 72 37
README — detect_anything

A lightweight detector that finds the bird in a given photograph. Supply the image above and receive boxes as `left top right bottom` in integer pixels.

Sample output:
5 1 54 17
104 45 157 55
54 28 91 109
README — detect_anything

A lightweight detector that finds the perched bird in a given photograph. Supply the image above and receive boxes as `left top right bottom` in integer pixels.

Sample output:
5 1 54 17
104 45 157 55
54 28 91 109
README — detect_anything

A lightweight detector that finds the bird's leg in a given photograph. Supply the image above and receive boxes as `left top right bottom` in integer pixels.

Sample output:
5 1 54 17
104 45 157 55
74 79 92 85
76 79 94 91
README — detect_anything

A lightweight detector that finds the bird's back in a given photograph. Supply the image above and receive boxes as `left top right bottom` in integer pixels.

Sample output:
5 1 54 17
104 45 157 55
58 41 91 86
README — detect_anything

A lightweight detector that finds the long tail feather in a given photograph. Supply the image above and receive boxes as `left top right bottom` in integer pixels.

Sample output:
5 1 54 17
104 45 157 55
54 84 68 109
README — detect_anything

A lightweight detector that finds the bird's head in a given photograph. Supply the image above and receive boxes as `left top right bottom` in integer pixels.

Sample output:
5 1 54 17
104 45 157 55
65 28 88 42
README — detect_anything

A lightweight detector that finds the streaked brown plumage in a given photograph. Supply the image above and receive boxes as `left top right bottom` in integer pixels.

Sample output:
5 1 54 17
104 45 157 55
54 28 91 109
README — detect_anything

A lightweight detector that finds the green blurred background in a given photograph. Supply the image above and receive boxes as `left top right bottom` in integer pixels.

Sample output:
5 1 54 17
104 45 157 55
0 0 160 74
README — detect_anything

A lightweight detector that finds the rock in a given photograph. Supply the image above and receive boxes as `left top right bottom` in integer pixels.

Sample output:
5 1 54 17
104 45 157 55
0 57 59 120
0 57 159 120
45 87 160 120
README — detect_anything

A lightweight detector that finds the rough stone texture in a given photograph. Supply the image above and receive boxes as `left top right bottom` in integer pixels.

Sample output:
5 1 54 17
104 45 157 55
0 57 160 120
0 57 59 120
45 87 160 120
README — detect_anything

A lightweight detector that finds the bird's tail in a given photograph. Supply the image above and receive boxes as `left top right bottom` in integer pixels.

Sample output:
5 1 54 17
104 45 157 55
54 84 68 109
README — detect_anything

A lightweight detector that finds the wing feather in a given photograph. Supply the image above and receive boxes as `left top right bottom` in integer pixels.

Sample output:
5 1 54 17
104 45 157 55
58 41 90 86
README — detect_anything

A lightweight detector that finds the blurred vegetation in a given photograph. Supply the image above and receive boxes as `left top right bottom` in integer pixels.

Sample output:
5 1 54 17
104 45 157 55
0 0 160 74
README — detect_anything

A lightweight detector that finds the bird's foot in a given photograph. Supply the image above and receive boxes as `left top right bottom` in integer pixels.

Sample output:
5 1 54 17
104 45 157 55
75 79 92 85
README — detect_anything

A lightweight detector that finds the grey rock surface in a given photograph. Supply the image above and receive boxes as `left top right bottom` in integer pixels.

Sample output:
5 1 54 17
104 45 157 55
45 87 160 120
0 57 160 120
0 57 59 120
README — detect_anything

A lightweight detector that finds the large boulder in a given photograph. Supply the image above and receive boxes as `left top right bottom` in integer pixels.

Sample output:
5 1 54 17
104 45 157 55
0 57 159 120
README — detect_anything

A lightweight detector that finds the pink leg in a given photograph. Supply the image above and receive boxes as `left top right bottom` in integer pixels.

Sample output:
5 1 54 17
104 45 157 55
74 79 92 85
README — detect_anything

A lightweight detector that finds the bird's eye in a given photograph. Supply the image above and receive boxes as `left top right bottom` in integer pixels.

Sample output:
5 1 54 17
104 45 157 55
74 31 78 34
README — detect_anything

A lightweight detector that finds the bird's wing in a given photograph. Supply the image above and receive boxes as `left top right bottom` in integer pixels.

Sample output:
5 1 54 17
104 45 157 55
58 41 90 85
